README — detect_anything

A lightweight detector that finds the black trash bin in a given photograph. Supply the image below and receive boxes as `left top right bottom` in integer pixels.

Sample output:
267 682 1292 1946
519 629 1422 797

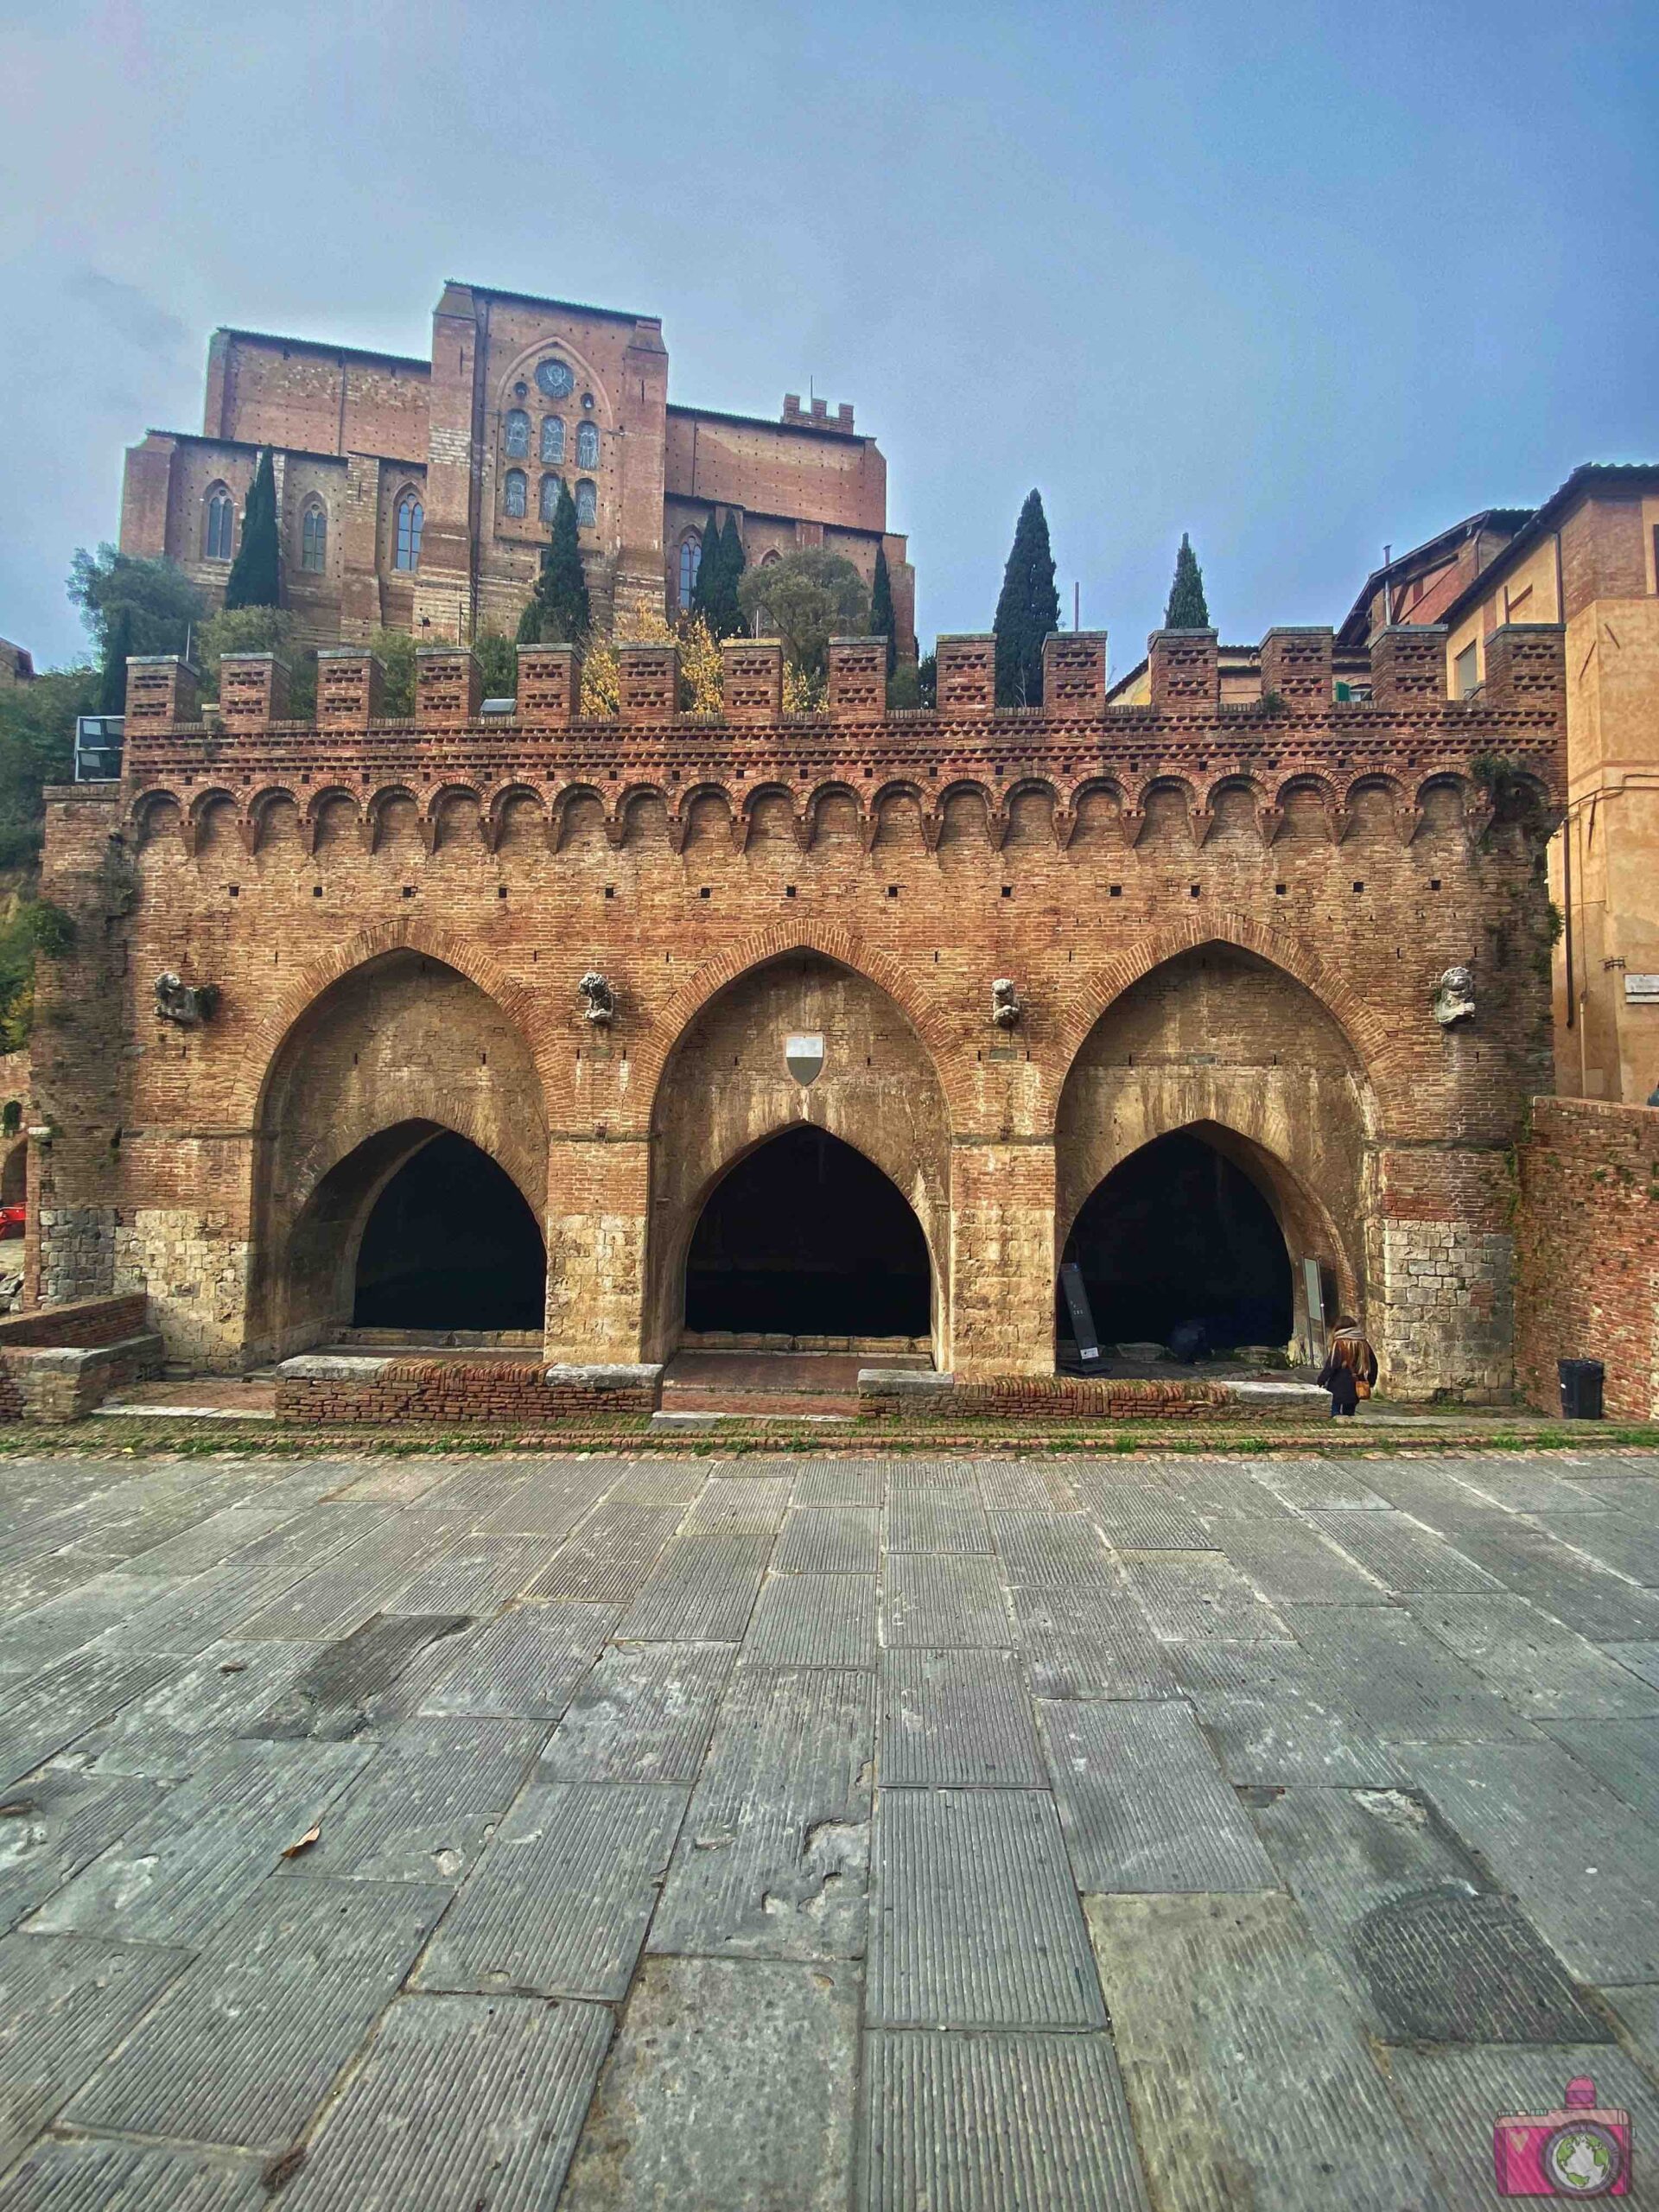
1559 1358 1605 1420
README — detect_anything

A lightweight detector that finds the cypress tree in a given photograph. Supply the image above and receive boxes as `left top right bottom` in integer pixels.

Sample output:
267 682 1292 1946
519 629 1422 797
1163 532 1211 628
992 489 1059 708
715 512 747 639
224 449 281 610
520 480 590 642
690 509 722 625
870 544 896 677
99 603 134 715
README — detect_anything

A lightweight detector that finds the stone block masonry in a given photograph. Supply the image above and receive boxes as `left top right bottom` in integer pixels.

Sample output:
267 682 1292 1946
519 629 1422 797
28 616 1567 1408
1516 1097 1659 1419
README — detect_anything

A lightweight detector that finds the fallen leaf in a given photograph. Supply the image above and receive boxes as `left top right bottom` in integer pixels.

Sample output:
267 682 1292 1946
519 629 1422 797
280 1822 321 1859
218 1660 248 1675
263 2144 306 2192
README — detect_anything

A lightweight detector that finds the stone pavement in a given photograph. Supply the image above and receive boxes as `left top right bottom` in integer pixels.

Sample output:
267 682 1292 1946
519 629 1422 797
2 1448 1659 2208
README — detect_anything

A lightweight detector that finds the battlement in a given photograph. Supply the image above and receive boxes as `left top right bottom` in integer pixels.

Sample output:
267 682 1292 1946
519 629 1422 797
782 393 855 432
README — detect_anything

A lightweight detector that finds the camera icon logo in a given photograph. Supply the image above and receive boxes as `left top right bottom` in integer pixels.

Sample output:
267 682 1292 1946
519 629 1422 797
1492 2075 1630 2196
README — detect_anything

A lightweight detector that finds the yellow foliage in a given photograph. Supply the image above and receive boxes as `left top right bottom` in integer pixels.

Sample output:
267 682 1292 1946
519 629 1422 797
580 639 619 717
783 658 827 715
676 613 723 714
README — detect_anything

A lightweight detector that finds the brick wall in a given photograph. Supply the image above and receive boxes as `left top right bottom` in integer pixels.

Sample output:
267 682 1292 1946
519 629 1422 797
0 1294 148 1350
1516 1096 1659 1418
273 1357 661 1424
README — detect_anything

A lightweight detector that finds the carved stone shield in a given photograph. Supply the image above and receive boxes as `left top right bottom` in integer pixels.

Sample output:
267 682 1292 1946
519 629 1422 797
785 1032 825 1086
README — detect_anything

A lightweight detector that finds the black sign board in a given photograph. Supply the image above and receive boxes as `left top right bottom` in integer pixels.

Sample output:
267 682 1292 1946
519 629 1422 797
1059 1262 1101 1362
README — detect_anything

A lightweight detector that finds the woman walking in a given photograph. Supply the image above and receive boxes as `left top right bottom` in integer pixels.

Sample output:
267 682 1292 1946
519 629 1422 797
1318 1316 1377 1418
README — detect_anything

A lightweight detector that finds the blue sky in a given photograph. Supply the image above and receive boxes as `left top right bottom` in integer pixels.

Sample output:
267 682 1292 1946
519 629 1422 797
3 0 1655 669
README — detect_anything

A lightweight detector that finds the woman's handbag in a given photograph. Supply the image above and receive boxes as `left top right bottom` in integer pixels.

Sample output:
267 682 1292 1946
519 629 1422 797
1355 1379 1371 1400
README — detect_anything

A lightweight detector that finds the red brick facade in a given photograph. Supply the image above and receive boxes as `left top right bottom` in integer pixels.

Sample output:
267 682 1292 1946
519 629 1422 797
118 284 916 656
28 619 1565 1400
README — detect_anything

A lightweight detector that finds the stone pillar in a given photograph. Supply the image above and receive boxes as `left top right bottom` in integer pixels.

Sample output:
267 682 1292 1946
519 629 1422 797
1147 629 1219 710
936 635 995 716
1040 632 1108 718
720 639 784 722
1483 622 1567 712
1258 627 1334 710
946 1141 1057 1378
826 637 887 721
1370 624 1449 708
617 643 677 725
1370 1145 1515 1402
415 646 482 728
124 656 200 734
316 650 385 728
218 653 289 730
516 643 582 727
543 1137 651 1363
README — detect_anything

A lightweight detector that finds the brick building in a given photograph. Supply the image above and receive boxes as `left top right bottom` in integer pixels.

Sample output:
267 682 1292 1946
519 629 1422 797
24 616 1564 1404
118 280 916 656
1340 464 1659 1105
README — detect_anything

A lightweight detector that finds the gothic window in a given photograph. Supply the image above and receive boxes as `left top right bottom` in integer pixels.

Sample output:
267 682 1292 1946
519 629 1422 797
679 531 702 608
575 480 597 527
504 469 528 519
536 358 575 399
540 416 564 465
760 549 781 568
504 409 531 459
576 420 600 468
539 474 563 523
395 493 423 570
300 499 327 573
203 485 234 562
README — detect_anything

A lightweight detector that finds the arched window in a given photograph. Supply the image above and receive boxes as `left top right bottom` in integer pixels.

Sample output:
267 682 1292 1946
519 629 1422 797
504 469 528 520
575 480 597 527
539 474 562 523
203 485 234 562
761 549 781 568
678 531 702 608
394 493 423 571
540 416 564 464
576 420 600 468
503 409 530 459
300 500 327 574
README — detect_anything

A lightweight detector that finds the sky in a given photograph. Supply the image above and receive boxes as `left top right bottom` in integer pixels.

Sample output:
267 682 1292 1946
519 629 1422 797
3 0 1656 671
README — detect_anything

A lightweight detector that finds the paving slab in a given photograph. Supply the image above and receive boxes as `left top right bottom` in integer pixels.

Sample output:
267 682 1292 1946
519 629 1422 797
561 1956 861 2210
282 1716 543 1883
0 1648 176 1789
63 1872 448 2153
1602 1983 1659 2069
682 1476 794 1530
0 1573 175 1678
791 1462 883 1507
274 1992 611 2212
1205 1514 1389 1602
74 1639 328 1777
1009 1582 1178 1700
1039 1698 1275 1892
879 1648 1045 1787
613 1533 772 1640
868 1787 1106 2029
606 1462 706 1507
884 1460 976 1493
1382 2044 1659 2209
1116 1549 1294 1641
104 1558 315 1656
416 1600 615 1717
651 1664 872 1960
1071 1481 1214 1549
0 1770 166 1933
1448 1456 1614 1514
1409 1739 1659 1982
230 1521 461 1641
24 1739 369 1946
1437 1514 1659 1639
860 2030 1150 2212
1541 1713 1659 1824
885 1489 993 1553
775 1506 879 1575
0 1929 188 2165
1341 1459 1503 1534
540 1642 736 1783
1251 1783 1611 2043
975 1463 1070 1510
1405 1592 1659 1717
0 2140 268 2210
524 1503 686 1603
117 1506 293 1577
468 1469 602 1537
1305 1508 1503 1593
745 1572 878 1667
989 1508 1114 1585
1086 1891 1447 2211
882 1554 1014 1647
1281 1605 1535 1743
417 1779 683 1999
383 1536 556 1614
249 1612 472 1740
1539 1508 1659 1586
1146 1459 1294 1519
1170 1639 1400 1785
1242 1458 1393 1510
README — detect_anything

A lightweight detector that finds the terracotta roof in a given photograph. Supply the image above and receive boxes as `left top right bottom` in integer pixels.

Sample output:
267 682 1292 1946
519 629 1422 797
1336 508 1534 647
1433 462 1659 631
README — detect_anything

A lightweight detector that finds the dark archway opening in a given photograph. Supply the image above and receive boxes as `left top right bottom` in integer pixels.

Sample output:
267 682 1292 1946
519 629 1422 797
685 1125 930 1337
353 1132 545 1330
0 1145 25 1208
1061 1128 1293 1357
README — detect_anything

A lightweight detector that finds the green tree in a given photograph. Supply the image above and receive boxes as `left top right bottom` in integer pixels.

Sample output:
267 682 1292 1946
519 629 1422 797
67 545 203 663
737 550 868 680
992 489 1059 708
1163 531 1210 628
363 628 418 716
517 480 590 643
689 509 722 627
870 544 897 678
712 512 747 639
915 651 937 709
0 668 96 879
0 898 77 1052
474 628 517 699
98 604 134 715
194 606 316 719
224 448 281 610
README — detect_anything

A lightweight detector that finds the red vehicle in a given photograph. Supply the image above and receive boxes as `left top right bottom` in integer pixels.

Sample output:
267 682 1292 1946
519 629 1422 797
0 1205 26 1239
